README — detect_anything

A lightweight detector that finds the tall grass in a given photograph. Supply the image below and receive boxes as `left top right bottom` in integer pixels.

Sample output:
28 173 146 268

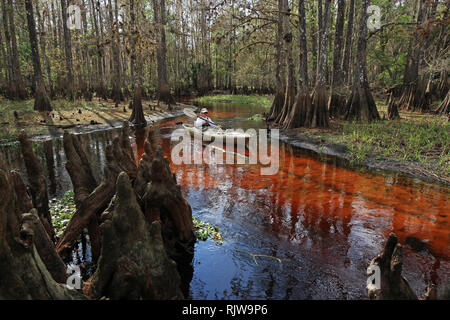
342 119 449 175
196 95 273 108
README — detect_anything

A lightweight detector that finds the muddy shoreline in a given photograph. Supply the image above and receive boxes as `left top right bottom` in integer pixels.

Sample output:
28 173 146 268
280 129 450 188
0 105 190 146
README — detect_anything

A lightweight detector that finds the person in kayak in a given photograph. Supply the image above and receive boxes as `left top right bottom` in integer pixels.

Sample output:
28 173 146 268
194 108 220 130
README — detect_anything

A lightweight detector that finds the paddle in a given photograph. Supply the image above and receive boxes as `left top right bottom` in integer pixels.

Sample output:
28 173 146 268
182 108 222 129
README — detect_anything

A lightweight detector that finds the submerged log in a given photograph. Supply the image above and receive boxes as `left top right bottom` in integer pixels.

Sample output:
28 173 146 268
84 172 183 300
18 130 54 240
0 163 84 299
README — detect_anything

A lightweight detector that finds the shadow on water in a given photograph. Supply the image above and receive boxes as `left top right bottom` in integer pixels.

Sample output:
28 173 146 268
0 101 449 299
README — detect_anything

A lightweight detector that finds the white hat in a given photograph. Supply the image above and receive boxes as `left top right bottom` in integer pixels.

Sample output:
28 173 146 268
200 108 208 114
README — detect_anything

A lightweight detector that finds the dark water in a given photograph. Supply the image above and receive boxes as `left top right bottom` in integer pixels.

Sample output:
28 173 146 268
1 101 449 300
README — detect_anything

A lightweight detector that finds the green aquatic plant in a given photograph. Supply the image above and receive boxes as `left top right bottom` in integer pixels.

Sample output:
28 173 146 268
50 190 76 238
193 216 223 245
247 114 265 121
195 95 273 108
50 189 224 244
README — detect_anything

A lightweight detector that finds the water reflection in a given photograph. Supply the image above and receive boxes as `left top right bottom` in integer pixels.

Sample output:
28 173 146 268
0 102 448 299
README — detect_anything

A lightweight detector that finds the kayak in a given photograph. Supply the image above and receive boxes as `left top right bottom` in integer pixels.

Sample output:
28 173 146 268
182 124 254 144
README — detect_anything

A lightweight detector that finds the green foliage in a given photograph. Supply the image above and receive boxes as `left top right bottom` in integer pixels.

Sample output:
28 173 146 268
193 216 223 245
49 189 225 244
50 190 76 238
196 95 273 108
247 114 265 121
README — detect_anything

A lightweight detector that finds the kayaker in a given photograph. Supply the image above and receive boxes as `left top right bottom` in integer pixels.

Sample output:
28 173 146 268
194 108 220 130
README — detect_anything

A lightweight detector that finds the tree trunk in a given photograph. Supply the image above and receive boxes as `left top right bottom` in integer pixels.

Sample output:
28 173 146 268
275 0 296 125
328 0 346 118
398 0 429 112
128 0 146 126
283 0 311 129
2 0 26 99
344 0 380 122
25 0 52 112
153 0 175 106
367 234 418 300
341 0 355 85
18 130 55 240
36 4 52 95
89 0 107 100
309 0 331 128
84 173 184 300
108 0 123 105
267 0 286 121
435 90 449 115
387 93 401 120
61 0 74 100
0 161 84 299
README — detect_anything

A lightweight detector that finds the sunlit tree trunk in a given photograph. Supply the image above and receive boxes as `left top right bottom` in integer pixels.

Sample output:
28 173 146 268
341 0 355 85
398 0 429 112
283 0 311 129
308 0 331 128
153 0 175 106
61 0 74 100
268 0 286 120
1 0 26 99
344 0 380 122
25 0 52 111
275 0 296 125
328 0 346 118
129 0 146 125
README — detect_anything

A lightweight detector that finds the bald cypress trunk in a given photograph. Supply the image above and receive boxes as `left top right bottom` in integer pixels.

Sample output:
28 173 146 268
153 0 175 106
398 0 429 112
328 0 346 118
268 0 286 121
283 0 310 129
341 0 355 85
129 0 146 126
344 0 380 122
108 0 123 105
2 0 26 99
61 0 74 100
275 0 296 125
308 0 331 128
25 0 52 112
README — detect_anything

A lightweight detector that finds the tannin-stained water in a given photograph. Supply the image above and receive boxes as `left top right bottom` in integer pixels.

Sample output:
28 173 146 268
1 102 449 299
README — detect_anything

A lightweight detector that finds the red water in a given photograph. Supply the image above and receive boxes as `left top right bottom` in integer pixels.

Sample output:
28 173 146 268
3 103 446 299
149 111 449 298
